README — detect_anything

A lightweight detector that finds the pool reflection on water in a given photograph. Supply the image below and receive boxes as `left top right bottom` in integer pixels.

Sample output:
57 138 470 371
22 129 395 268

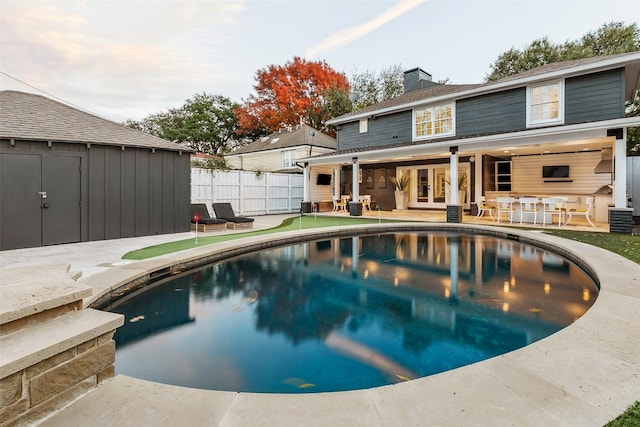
109 232 597 393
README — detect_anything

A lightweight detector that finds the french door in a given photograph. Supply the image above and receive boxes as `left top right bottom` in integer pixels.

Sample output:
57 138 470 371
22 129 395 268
396 164 469 209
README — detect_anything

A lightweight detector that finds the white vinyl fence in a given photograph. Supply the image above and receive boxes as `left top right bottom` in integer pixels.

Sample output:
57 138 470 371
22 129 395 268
191 169 304 216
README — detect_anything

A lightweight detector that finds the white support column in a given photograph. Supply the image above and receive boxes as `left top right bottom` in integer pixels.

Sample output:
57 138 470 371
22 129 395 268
333 166 340 200
614 130 627 208
447 146 463 223
450 150 459 205
351 157 359 202
302 162 310 202
474 153 483 203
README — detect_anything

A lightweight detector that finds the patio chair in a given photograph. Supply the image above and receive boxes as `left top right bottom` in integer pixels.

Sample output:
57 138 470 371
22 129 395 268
541 198 565 227
332 197 347 212
475 196 494 221
518 197 539 225
190 204 227 232
212 203 255 229
359 195 372 212
496 197 516 224
566 197 595 227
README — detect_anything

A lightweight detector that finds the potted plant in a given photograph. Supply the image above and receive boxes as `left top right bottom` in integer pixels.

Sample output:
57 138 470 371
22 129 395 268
389 173 411 210
445 174 468 204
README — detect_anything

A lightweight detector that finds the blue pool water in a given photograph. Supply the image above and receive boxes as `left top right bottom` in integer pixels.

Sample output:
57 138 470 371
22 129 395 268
108 231 597 393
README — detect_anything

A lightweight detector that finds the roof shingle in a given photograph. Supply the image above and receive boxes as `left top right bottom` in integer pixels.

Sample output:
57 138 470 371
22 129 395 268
0 91 192 152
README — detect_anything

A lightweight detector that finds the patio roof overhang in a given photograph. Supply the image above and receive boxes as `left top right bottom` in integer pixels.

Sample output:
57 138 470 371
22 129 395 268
302 117 640 166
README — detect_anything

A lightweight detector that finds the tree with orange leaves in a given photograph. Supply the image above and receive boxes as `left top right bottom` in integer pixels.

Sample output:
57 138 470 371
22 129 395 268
235 57 351 137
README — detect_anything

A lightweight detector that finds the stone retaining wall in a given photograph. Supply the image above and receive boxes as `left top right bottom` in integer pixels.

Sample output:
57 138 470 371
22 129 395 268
0 265 123 426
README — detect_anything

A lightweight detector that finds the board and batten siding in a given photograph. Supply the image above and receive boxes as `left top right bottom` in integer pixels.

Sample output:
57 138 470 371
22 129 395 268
88 145 191 240
337 111 412 151
511 151 611 196
456 88 526 137
565 68 625 124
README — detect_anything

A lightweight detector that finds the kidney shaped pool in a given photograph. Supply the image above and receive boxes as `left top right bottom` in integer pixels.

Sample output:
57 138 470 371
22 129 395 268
107 231 597 393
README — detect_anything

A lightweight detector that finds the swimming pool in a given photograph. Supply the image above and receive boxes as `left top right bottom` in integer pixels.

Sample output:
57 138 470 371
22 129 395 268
107 231 597 393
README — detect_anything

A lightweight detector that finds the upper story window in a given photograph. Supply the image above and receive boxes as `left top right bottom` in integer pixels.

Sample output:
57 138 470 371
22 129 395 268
413 102 454 140
359 118 368 133
527 80 564 126
282 149 295 168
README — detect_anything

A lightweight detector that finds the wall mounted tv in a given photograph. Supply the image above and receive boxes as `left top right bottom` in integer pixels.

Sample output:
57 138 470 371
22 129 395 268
542 165 570 179
316 173 332 185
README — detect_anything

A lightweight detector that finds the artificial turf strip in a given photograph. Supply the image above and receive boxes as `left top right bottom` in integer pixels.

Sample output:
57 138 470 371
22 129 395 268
122 215 402 260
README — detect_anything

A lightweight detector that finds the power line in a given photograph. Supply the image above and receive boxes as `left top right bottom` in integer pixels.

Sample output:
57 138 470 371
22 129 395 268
0 70 109 119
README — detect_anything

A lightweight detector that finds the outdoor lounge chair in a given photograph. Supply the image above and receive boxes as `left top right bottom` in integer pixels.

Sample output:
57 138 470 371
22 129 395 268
191 204 227 232
212 203 255 229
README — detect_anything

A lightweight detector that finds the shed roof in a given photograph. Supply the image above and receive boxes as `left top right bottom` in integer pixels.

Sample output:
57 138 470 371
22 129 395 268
227 123 336 156
0 90 192 152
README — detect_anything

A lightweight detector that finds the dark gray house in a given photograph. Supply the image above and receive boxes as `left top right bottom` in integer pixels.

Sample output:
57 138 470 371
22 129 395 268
302 52 640 231
0 91 193 250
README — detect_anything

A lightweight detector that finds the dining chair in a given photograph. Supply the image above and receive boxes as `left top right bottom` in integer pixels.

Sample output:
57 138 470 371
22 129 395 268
359 195 371 212
332 197 347 212
475 196 494 221
541 197 565 227
518 197 539 225
566 197 595 227
496 197 516 224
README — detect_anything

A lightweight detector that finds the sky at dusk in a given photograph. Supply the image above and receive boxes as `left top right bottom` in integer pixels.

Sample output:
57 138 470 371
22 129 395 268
1 0 638 123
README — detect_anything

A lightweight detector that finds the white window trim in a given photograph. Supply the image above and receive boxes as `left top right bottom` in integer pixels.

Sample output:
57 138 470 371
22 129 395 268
526 79 564 127
281 149 295 168
359 118 368 133
412 101 455 141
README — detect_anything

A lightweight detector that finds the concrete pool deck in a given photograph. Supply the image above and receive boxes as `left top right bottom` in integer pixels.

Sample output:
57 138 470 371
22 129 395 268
2 214 639 426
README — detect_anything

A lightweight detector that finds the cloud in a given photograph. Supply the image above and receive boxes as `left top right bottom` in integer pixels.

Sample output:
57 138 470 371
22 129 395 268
0 1 246 121
305 0 427 58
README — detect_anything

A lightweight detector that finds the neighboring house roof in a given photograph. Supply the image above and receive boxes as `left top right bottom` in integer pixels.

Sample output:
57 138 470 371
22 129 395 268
328 51 640 125
0 90 193 152
227 123 336 156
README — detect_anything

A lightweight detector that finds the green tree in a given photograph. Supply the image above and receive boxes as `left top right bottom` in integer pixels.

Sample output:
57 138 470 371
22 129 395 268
125 93 240 155
486 22 640 82
349 64 404 110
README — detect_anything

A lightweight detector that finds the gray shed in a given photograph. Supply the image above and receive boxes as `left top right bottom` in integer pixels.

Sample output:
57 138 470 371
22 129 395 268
0 90 193 250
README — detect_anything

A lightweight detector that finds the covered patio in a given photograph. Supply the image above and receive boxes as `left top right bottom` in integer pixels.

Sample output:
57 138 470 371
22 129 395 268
312 205 610 233
300 118 633 233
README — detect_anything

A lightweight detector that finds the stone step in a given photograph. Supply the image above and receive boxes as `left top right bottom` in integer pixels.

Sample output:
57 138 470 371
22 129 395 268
1 264 91 334
0 308 123 379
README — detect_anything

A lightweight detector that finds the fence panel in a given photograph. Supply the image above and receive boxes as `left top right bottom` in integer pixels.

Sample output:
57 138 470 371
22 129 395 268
191 169 304 216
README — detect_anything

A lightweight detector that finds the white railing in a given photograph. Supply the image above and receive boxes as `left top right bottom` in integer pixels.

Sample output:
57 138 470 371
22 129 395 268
191 169 304 216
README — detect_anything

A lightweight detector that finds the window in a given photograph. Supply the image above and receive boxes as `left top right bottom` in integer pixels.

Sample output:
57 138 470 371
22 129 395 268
282 150 295 168
413 102 454 139
359 118 368 133
527 80 563 126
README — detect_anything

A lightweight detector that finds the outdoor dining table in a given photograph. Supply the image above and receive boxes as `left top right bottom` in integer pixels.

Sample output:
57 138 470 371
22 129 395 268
486 197 576 226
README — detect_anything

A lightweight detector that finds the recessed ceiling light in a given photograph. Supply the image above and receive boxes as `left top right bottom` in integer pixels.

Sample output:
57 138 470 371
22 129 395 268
503 150 509 153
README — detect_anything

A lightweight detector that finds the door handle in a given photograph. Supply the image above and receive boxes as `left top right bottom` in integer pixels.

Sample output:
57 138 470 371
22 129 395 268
37 191 47 199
